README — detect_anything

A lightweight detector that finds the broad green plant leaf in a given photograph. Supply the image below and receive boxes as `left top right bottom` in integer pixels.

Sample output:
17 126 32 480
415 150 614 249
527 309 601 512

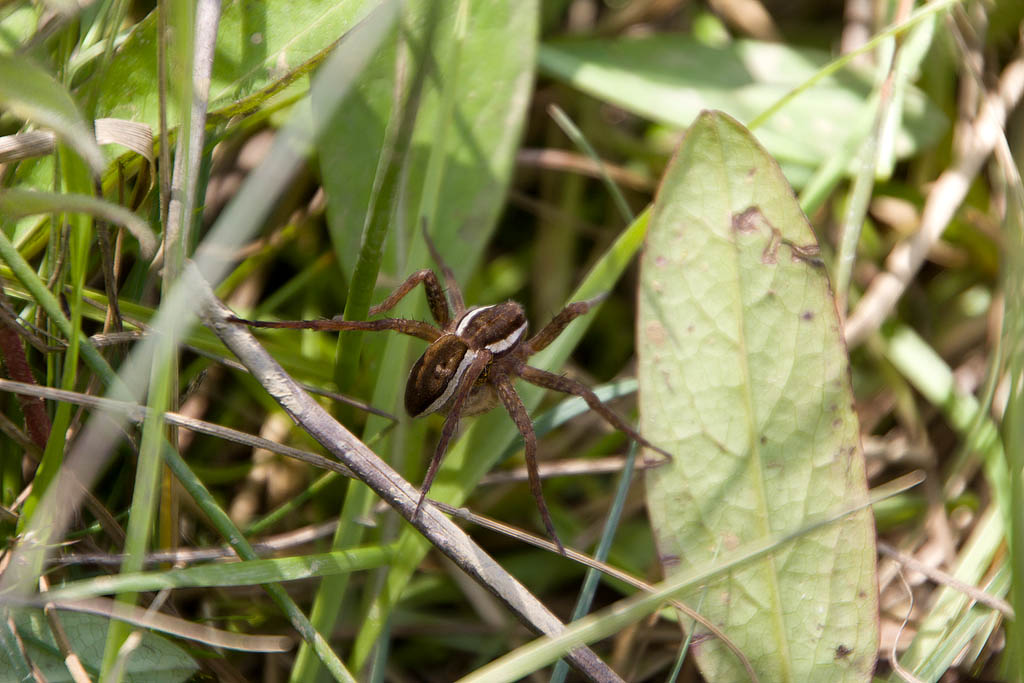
539 37 945 173
638 111 877 681
95 0 382 127
318 0 534 281
3 609 197 683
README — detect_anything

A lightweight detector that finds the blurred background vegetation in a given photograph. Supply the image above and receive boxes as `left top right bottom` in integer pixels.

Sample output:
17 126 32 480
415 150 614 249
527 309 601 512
0 0 1022 681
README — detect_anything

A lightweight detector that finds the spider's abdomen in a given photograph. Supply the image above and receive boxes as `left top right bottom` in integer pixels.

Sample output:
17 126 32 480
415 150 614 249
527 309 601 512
405 335 477 418
454 303 527 356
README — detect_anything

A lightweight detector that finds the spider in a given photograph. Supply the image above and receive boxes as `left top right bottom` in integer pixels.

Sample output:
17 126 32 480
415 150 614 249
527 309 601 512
230 230 667 553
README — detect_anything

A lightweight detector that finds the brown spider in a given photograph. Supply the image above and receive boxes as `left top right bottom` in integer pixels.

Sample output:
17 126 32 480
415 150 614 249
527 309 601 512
230 230 667 553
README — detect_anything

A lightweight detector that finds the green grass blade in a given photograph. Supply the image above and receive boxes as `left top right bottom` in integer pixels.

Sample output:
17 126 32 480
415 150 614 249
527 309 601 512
1002 168 1024 683
47 545 396 600
550 442 639 683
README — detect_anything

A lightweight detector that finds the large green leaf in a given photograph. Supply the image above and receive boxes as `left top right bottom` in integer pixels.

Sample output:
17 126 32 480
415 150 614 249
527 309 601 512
95 0 381 126
638 111 877 681
4 610 197 683
539 36 946 171
318 0 535 280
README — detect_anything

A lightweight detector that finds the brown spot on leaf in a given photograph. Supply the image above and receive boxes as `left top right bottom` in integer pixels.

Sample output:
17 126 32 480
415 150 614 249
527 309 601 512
801 310 814 321
646 321 667 346
731 206 764 233
731 206 825 268
789 242 823 267
762 228 781 264
835 644 852 660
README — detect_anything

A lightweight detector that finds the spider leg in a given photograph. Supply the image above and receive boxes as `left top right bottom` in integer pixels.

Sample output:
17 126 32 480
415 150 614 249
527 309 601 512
516 362 671 459
368 268 452 328
415 349 493 516
523 293 608 354
229 316 441 342
421 221 466 318
491 367 566 555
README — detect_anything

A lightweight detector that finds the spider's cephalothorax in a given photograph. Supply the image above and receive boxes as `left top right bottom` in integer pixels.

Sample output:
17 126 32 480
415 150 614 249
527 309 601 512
231 231 668 554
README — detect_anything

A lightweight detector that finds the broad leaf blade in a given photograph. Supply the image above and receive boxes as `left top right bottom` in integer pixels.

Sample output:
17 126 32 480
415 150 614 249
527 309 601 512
319 0 534 280
7 610 198 683
638 111 877 681
96 0 380 126
539 37 945 171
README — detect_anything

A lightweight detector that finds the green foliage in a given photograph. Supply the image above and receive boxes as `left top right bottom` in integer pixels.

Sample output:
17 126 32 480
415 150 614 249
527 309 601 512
540 36 946 174
2 610 198 683
639 111 876 680
0 0 1021 680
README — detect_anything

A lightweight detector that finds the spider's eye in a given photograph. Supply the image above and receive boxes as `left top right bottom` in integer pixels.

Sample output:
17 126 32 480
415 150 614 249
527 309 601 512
455 303 527 356
405 336 472 417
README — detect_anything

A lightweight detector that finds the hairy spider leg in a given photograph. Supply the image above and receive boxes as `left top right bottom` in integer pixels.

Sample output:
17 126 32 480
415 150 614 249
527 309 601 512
523 293 608 354
228 316 441 342
491 366 566 555
367 268 452 328
515 362 672 460
414 349 493 516
421 222 466 318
